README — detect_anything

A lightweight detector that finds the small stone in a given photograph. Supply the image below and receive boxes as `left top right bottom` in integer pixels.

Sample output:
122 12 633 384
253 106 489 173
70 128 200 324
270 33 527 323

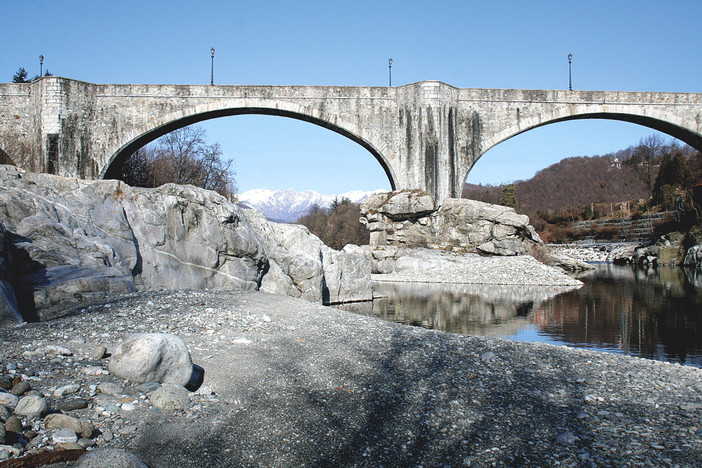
45 345 73 356
103 404 121 413
0 405 10 420
14 395 47 416
58 442 85 450
78 437 96 448
121 403 136 411
92 345 108 361
556 432 578 446
82 366 108 376
75 448 148 468
54 383 80 397
481 351 497 362
232 337 252 344
149 384 190 410
0 425 4 444
0 391 19 410
196 385 214 396
10 381 30 396
4 416 22 434
138 382 161 394
52 428 78 444
101 429 114 441
23 430 36 440
56 398 89 412
44 413 94 438
98 382 124 396
0 378 10 390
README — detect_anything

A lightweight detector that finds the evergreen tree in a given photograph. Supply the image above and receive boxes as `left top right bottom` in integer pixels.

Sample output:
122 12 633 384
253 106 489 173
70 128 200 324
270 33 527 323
12 68 29 83
498 184 518 209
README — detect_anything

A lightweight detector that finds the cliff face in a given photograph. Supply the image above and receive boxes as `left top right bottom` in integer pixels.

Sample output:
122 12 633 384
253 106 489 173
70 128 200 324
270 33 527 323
0 166 371 324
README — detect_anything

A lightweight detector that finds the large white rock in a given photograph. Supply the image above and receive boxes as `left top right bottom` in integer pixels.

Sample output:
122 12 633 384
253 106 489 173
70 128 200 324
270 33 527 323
244 209 372 304
0 166 267 321
109 333 193 386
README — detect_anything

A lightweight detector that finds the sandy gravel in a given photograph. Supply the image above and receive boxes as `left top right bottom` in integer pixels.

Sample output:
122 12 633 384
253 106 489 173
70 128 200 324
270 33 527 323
1 289 701 467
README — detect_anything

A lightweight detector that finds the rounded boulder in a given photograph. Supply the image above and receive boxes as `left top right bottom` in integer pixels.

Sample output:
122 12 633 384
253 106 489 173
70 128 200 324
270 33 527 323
109 333 193 386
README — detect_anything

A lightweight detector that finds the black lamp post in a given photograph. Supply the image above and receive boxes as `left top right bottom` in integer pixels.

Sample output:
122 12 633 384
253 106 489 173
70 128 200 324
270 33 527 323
39 55 44 78
388 58 393 87
210 47 215 85
568 53 573 91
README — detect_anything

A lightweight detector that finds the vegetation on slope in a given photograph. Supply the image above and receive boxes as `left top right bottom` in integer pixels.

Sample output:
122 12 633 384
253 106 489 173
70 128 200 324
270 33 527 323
296 198 369 249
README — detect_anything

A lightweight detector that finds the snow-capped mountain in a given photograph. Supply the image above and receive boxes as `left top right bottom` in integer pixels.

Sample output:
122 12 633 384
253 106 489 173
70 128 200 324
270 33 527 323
238 188 384 223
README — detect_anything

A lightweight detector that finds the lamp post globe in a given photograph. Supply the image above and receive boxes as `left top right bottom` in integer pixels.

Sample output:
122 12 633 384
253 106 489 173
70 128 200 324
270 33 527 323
39 55 44 78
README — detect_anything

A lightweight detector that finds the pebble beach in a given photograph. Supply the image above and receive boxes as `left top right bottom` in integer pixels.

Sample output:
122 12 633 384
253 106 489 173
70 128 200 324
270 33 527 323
1 285 701 467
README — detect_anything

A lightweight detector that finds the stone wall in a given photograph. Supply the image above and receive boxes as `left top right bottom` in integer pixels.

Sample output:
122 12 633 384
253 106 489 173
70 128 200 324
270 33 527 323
572 212 674 242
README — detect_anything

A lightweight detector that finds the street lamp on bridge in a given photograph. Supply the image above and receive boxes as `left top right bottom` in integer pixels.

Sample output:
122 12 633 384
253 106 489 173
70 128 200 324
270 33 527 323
388 58 393 87
568 53 573 91
39 55 44 78
210 47 215 85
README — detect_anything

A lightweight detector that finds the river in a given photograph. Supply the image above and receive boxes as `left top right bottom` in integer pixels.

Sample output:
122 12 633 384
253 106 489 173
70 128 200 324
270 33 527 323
338 264 702 368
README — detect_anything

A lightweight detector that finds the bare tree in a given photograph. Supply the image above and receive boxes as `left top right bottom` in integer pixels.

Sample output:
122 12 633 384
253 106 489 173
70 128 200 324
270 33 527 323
112 125 236 199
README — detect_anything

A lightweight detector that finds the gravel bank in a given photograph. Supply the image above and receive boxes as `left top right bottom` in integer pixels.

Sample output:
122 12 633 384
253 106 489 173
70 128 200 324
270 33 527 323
373 254 584 287
1 290 701 467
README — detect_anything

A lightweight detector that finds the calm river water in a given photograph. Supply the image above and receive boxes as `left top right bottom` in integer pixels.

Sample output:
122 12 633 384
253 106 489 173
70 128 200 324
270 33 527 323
339 264 702 368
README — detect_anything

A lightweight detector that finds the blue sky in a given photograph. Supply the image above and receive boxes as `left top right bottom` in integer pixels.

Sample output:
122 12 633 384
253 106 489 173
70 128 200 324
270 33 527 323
4 1 701 194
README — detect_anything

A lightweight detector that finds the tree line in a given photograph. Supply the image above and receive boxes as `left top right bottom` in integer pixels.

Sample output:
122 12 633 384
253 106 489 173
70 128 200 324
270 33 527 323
296 198 369 250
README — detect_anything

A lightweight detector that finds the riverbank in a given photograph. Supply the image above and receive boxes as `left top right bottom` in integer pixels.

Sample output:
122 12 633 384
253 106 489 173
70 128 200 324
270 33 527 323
1 290 700 466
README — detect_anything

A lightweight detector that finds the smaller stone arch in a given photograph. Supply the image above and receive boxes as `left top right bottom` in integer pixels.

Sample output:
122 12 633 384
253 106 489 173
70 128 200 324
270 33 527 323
102 106 398 191
467 110 702 184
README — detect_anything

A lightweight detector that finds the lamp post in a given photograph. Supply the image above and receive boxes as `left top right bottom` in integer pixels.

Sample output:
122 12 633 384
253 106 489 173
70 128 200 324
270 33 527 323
39 55 44 78
568 53 572 91
210 47 215 85
388 58 393 87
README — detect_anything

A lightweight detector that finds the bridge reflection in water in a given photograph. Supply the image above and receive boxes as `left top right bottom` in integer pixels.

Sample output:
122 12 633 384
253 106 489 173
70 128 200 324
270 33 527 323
338 264 702 368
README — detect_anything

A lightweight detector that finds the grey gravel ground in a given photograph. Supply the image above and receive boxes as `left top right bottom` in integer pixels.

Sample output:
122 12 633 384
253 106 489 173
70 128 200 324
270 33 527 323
1 289 701 467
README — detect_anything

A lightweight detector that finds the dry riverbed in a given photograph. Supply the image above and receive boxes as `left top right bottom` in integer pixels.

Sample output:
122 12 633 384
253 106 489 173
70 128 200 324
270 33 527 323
1 289 701 467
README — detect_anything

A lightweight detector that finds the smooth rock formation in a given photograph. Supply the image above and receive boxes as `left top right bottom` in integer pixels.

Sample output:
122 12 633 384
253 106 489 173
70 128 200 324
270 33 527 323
44 413 94 438
360 191 541 256
0 166 266 320
109 333 193 386
244 209 372 304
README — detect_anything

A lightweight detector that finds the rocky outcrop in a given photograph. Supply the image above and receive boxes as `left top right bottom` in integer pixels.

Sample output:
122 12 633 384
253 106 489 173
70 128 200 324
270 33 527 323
243 209 372 304
0 166 373 321
613 232 687 267
0 221 21 325
360 191 541 256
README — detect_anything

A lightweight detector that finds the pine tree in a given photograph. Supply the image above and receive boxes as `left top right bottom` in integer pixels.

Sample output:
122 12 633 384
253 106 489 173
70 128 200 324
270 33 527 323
12 68 29 83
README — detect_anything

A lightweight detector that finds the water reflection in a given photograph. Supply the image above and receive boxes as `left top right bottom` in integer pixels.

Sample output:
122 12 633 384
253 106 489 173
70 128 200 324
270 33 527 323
339 264 702 367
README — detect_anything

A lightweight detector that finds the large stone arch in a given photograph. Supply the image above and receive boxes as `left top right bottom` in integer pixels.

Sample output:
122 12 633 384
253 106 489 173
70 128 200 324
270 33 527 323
466 107 702 183
102 103 398 190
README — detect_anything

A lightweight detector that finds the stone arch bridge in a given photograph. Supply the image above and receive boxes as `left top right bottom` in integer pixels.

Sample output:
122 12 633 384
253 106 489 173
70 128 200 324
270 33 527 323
1 77 701 203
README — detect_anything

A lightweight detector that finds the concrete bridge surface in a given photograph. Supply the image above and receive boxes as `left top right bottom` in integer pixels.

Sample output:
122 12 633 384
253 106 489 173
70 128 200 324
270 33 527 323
1 77 701 203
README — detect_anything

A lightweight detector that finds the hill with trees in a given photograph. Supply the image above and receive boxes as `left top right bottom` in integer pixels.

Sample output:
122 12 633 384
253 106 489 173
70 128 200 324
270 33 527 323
464 136 702 243
296 198 369 250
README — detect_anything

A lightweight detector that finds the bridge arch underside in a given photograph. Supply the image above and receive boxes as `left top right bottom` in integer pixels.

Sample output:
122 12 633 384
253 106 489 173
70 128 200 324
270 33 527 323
471 112 702 183
102 108 397 191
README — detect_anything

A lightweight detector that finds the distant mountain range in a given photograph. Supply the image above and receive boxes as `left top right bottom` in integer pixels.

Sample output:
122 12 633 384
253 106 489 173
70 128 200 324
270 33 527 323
237 188 383 223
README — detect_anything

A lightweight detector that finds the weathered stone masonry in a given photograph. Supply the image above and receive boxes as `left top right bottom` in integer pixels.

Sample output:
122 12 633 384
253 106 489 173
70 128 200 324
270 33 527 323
2 77 702 203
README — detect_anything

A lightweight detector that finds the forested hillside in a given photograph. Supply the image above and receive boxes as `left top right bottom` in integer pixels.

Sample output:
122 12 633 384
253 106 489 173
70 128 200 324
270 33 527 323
463 136 702 242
